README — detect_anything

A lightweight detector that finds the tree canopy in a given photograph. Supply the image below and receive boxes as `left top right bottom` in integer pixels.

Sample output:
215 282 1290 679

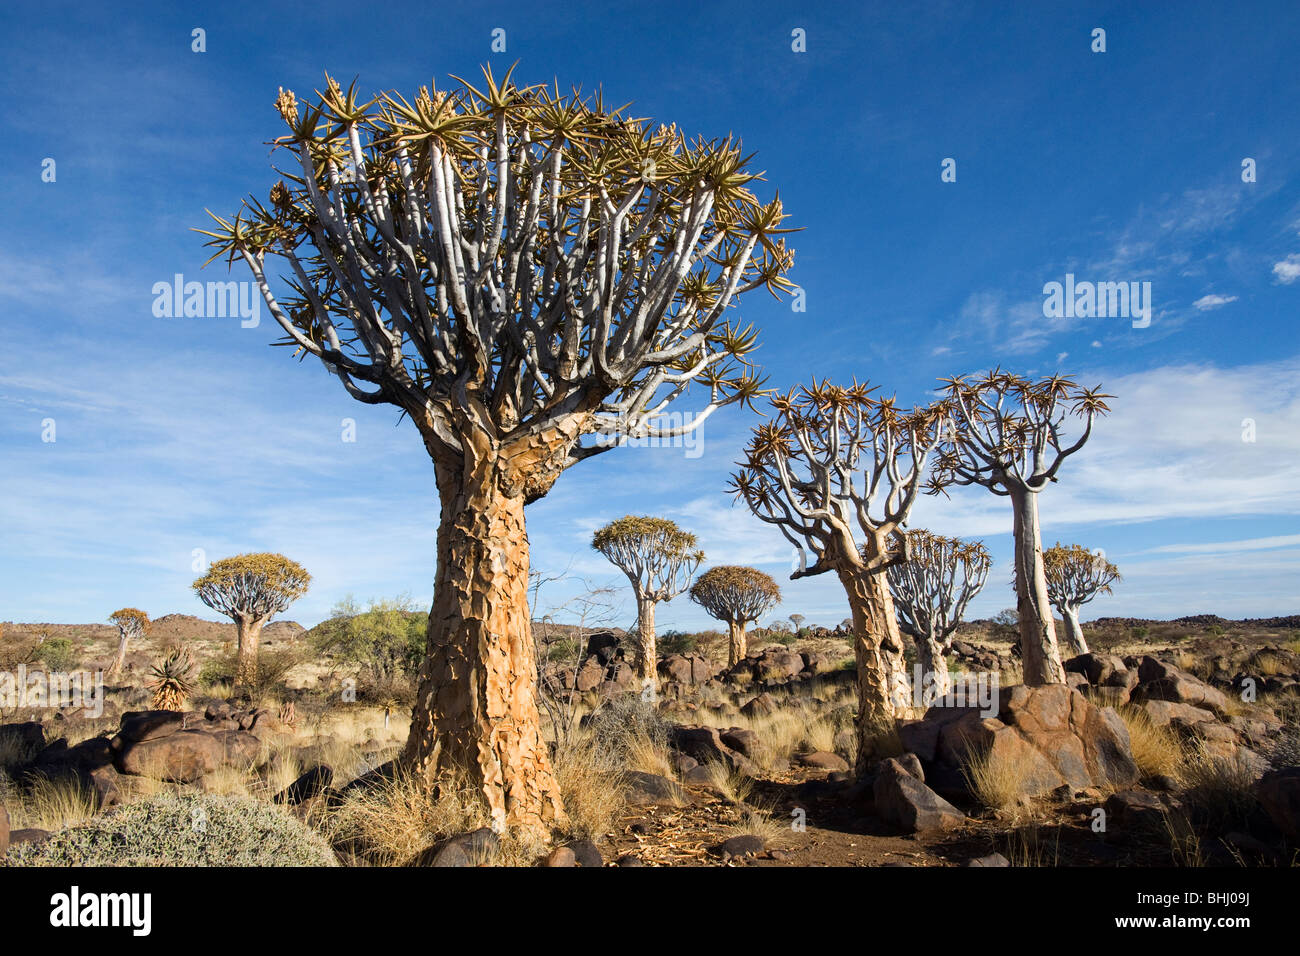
689 565 781 624
108 607 151 636
730 379 948 575
591 515 703 600
192 553 311 620
1044 543 1121 607
200 66 796 501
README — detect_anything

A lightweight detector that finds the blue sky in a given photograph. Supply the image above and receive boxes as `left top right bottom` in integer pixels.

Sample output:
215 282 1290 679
1 0 1298 631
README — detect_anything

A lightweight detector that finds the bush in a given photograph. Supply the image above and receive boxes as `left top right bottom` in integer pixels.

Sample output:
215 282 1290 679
36 637 76 672
658 629 698 655
310 596 424 701
198 647 302 697
3 793 338 866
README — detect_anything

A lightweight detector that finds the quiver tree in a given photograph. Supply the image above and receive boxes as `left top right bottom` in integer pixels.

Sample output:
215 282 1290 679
592 516 704 688
200 68 795 835
885 530 991 698
933 371 1111 686
689 565 781 666
192 553 310 687
731 380 947 770
1043 543 1120 656
107 608 150 676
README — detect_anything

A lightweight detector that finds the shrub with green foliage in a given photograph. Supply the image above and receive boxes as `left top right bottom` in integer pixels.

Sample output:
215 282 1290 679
2 794 338 866
310 596 424 702
36 637 76 672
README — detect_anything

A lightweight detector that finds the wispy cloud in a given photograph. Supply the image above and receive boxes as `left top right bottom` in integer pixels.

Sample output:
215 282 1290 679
1192 293 1238 310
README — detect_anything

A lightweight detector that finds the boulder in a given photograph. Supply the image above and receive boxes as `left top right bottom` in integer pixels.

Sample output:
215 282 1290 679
796 751 850 772
658 655 693 684
1255 767 1300 839
567 839 603 868
114 710 187 746
873 758 965 833
116 729 260 783
412 827 499 867
274 765 334 806
964 852 1010 867
740 692 778 719
1130 656 1233 716
715 834 766 859
584 632 620 664
623 770 687 806
1134 699 1217 728
0 721 46 757
544 846 577 867
922 684 1139 800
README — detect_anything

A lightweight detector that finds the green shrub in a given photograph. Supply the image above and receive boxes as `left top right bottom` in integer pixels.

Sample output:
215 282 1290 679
36 637 76 672
3 793 338 866
658 629 698 655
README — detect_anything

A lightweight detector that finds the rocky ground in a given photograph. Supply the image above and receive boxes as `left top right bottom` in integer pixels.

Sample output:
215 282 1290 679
1 614 1297 866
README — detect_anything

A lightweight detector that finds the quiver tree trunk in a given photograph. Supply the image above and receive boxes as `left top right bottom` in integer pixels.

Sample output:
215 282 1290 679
109 634 130 676
727 619 747 667
234 616 266 688
634 596 658 688
915 630 952 701
1010 485 1066 685
839 567 910 774
1060 605 1088 655
404 457 566 837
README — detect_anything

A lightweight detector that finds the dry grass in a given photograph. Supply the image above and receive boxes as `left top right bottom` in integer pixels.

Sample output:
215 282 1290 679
553 738 625 841
726 802 786 846
1000 823 1061 866
1162 807 1204 867
1179 745 1259 832
1116 705 1185 782
11 773 99 831
696 759 754 805
960 745 1035 811
323 769 491 866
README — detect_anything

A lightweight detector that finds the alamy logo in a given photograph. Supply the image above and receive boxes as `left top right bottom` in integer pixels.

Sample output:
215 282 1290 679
151 274 261 327
50 886 152 936
1042 273 1152 328
0 665 103 718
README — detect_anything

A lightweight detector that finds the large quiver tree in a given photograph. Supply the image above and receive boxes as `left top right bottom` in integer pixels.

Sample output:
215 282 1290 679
1043 543 1120 655
933 371 1111 686
885 530 990 699
731 380 947 771
592 516 703 688
107 608 150 677
200 68 794 835
689 565 781 665
192 553 310 687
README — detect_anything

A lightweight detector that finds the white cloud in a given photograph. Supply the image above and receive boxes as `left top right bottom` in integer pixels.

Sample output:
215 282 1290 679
1272 254 1300 284
1192 293 1238 310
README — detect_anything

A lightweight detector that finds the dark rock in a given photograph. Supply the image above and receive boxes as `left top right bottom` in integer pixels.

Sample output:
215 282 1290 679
715 834 765 858
115 710 186 745
567 839 603 868
0 721 46 758
1255 767 1300 839
964 852 1010 867
740 693 778 718
796 751 850 772
616 854 644 866
873 758 965 833
274 765 334 806
623 770 687 806
8 828 50 847
412 827 499 867
544 846 576 867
